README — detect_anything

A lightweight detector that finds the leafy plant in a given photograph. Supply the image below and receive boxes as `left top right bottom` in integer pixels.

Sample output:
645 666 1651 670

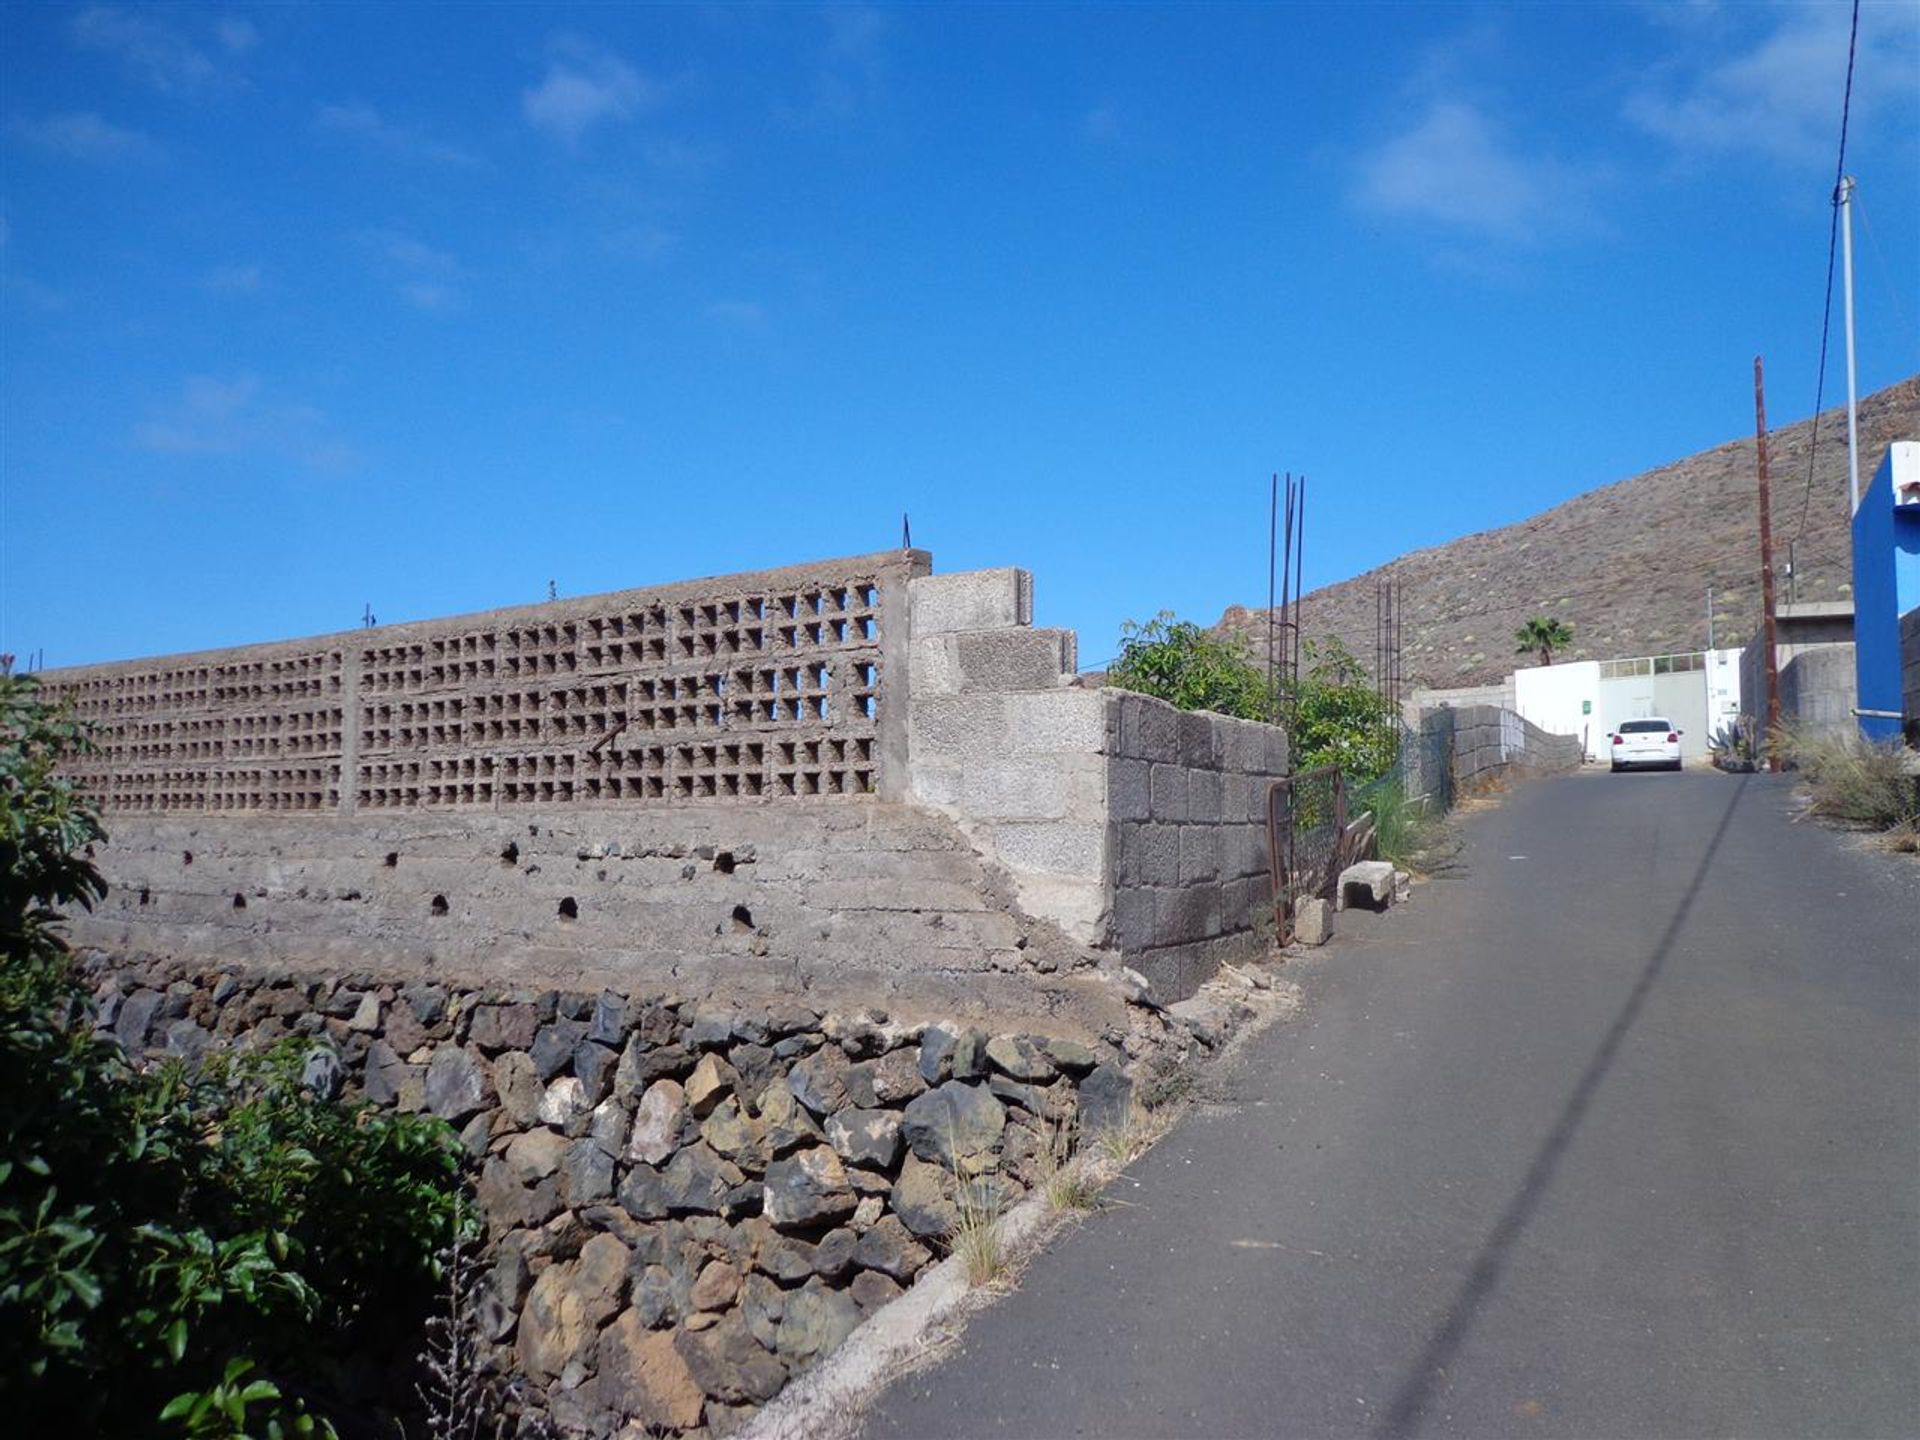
0 676 475 1438
1106 619 1398 783
1513 617 1574 667
1106 612 1273 721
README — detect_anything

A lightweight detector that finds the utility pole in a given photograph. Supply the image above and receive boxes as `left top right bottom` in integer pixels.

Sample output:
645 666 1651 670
1706 586 1715 652
1754 356 1782 769
1839 176 1862 514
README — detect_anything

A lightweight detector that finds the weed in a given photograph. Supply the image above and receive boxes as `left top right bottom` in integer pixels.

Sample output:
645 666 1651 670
1030 1112 1099 1212
1773 721 1920 831
1138 1054 1196 1111
946 1177 1005 1288
1357 779 1455 872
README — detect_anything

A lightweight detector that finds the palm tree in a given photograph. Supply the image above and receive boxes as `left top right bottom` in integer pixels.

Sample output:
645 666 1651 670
1514 617 1573 667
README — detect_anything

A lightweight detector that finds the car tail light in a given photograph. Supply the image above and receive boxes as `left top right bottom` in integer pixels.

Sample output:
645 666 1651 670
1666 732 1678 743
1612 735 1623 745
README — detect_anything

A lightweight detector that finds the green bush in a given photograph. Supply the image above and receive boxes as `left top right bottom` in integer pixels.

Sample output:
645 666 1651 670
0 676 474 1438
1106 619 1398 783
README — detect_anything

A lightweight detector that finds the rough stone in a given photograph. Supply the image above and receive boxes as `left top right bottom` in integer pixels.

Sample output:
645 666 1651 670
479 1158 564 1233
112 989 162 1053
986 1074 1051 1116
659 1143 744 1214
424 1045 492 1122
1078 1062 1135 1133
517 1232 631 1382
573 1041 619 1104
868 1046 928 1105
595 1311 704 1431
626 1080 686 1166
900 1082 1006 1171
469 1003 540 1053
917 1024 958 1085
740 1272 785 1349
361 1041 416 1107
561 1138 616 1206
632 1263 679 1329
674 1315 788 1404
505 1128 570 1184
758 1081 824 1155
301 1045 345 1102
684 1053 739 1118
825 1107 903 1170
588 990 631 1048
1294 896 1334 947
538 1076 589 1127
532 1020 588 1081
401 983 448 1026
810 1227 858 1281
762 1147 857 1232
852 1215 932 1280
700 1097 768 1173
985 1034 1058 1083
773 1280 863 1363
850 1269 904 1312
689 1260 740 1313
1040 1036 1100 1075
890 1153 960 1239
491 1050 544 1127
346 992 382 1034
786 1046 852 1116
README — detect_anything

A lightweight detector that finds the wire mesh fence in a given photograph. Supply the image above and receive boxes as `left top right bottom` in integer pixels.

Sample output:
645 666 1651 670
1265 764 1347 943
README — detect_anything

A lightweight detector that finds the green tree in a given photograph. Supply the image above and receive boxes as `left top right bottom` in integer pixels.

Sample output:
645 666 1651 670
1514 617 1574 667
0 676 472 1439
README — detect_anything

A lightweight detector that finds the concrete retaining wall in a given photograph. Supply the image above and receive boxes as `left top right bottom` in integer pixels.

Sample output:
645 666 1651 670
1777 646 1859 739
1445 704 1581 791
906 569 1290 1000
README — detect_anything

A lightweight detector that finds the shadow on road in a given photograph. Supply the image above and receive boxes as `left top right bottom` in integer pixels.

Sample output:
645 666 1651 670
1377 775 1752 1438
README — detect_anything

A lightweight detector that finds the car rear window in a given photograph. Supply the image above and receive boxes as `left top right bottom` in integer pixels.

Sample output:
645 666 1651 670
1619 720 1671 733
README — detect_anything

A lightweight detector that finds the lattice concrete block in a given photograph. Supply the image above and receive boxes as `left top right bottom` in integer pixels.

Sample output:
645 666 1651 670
908 568 1032 636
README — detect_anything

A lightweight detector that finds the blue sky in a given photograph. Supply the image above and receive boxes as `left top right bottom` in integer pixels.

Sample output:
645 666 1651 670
3 1 1916 671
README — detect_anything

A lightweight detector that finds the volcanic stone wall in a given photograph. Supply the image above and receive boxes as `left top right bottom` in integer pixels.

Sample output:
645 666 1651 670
39 551 925 815
82 952 1147 1438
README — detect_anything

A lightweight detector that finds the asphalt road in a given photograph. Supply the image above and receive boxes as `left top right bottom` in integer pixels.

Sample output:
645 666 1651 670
863 771 1920 1440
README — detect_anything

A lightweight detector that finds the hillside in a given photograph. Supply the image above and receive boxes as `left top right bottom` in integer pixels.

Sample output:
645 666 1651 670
1217 376 1919 691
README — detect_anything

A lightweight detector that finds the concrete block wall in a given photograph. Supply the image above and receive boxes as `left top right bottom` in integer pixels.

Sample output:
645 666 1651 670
1447 704 1580 791
1778 647 1859 740
907 569 1290 999
1104 692 1290 1000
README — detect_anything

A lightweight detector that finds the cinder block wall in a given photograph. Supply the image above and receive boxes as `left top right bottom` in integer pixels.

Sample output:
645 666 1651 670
1446 704 1580 790
1778 648 1860 739
907 570 1290 998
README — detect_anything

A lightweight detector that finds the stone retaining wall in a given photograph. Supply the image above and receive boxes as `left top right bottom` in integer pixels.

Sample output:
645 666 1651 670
81 953 1160 1438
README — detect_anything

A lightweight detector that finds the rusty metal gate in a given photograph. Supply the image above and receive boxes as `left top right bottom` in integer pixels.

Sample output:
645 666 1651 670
1265 764 1348 943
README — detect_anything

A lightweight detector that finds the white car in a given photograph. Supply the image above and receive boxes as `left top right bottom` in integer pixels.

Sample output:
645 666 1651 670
1610 718 1683 772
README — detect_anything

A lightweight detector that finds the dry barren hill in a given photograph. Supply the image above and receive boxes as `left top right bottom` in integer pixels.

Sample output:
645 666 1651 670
1218 376 1919 691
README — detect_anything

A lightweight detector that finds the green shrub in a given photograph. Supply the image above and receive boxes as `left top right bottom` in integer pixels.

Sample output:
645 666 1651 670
1106 620 1398 782
0 676 474 1438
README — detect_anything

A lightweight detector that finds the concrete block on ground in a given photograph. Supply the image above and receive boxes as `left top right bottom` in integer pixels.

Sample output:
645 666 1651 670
1338 860 1396 910
1294 897 1333 946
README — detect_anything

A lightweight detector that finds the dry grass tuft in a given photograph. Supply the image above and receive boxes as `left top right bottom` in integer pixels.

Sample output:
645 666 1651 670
1773 721 1920 831
946 1177 1005 1288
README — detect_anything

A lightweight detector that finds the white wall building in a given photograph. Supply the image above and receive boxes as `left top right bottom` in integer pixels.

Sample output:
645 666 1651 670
1512 648 1744 763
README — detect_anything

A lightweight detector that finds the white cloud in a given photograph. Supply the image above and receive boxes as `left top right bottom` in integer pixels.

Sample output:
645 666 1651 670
71 6 216 93
315 100 481 167
1627 1 1920 164
133 374 356 472
523 36 655 143
11 111 154 162
1354 101 1597 243
355 228 465 310
778 3 887 126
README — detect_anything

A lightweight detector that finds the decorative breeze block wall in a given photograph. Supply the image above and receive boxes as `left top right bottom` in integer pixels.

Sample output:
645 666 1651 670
39 551 927 815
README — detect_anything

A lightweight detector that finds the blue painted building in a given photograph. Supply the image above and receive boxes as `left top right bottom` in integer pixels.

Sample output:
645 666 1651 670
1849 441 1920 741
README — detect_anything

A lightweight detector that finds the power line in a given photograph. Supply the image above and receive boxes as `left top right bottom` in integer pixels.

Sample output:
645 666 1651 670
1792 0 1862 548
